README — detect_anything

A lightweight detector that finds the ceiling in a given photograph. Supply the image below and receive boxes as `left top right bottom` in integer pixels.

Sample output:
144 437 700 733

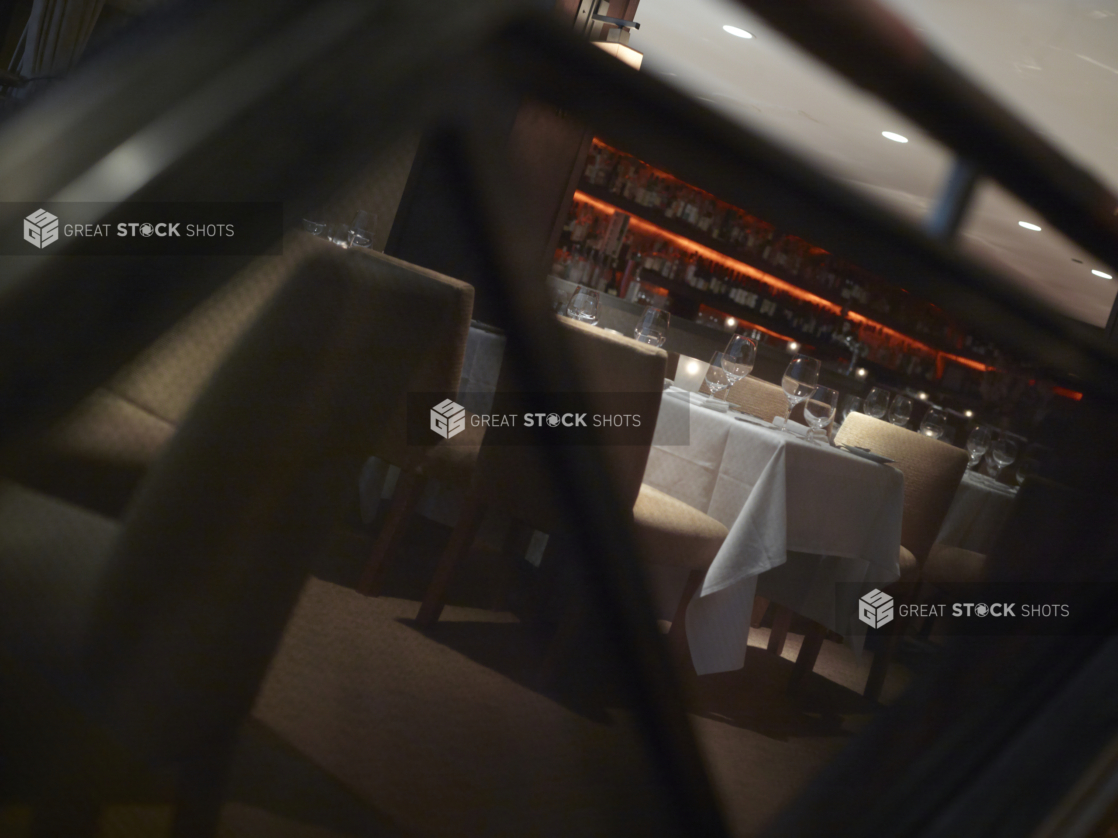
629 0 1118 328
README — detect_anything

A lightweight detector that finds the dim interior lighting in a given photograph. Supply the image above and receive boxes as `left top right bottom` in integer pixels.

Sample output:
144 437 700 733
1092 269 1113 279
726 317 736 327
722 25 753 38
965 410 974 418
917 391 928 401
787 341 800 352
881 131 909 143
573 182 998 375
856 368 867 378
686 360 701 375
1018 221 1042 231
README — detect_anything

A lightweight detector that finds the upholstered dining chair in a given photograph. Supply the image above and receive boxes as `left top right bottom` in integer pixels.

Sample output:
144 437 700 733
725 376 789 423
0 246 474 835
3 237 473 524
783 413 969 700
413 319 728 661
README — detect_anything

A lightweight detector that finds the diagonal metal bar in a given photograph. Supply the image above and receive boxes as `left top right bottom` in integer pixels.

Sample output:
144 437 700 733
436 64 730 833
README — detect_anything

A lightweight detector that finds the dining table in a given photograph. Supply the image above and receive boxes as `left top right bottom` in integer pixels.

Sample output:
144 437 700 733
645 386 906 675
935 469 1017 554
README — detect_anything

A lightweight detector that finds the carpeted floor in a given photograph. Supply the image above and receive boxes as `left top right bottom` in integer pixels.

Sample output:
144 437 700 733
239 516 916 838
0 515 917 838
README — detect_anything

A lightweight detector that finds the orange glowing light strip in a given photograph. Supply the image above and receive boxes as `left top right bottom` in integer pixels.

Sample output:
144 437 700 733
574 191 840 313
573 190 996 372
1052 386 1084 401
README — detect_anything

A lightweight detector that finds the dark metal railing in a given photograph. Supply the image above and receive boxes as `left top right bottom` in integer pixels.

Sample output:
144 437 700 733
2 1 1118 834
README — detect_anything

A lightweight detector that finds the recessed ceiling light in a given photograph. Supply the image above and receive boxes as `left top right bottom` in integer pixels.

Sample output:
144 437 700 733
1092 269 1113 279
787 341 800 352
856 367 867 378
881 131 909 143
965 410 974 418
1019 221 1042 231
722 25 753 38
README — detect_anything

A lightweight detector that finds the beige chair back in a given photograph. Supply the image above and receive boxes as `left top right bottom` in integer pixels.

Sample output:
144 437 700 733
836 413 969 564
726 376 788 423
473 319 667 533
12 238 473 514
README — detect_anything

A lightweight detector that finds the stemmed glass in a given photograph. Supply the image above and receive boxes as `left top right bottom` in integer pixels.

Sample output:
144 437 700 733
633 306 670 346
839 394 863 425
781 355 821 431
804 386 839 444
302 218 327 236
566 286 601 326
966 425 992 469
346 210 375 248
919 407 947 439
864 387 891 420
720 335 757 390
990 438 1018 481
704 352 731 400
889 395 913 427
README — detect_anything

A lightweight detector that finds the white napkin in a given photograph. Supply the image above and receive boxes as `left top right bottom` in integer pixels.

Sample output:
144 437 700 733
771 416 809 437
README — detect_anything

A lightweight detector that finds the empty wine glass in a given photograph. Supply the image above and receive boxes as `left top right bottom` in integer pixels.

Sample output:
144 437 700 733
633 306 670 346
839 394 863 425
919 407 947 439
804 386 839 444
864 387 891 420
966 425 992 469
347 209 375 248
566 286 601 326
302 218 327 236
705 353 731 399
990 438 1018 480
721 335 757 389
889 395 914 427
781 355 821 431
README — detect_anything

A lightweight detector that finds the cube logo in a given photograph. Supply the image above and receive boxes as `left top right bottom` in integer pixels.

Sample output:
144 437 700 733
430 398 466 439
858 588 894 628
24 208 59 249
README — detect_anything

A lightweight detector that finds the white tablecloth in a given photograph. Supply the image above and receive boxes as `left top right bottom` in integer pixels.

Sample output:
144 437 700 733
457 321 506 415
935 470 1017 554
645 387 905 675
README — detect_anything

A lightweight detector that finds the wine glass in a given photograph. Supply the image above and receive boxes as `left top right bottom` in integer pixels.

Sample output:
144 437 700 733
919 407 947 439
839 395 863 425
633 306 670 346
889 395 913 428
781 355 821 431
864 387 891 420
966 425 992 469
721 335 757 389
346 209 374 248
302 218 327 236
566 286 601 326
990 438 1018 481
804 386 839 445
704 353 731 399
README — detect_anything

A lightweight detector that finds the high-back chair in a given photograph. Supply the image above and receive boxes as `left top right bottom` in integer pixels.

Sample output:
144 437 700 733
836 413 970 572
416 319 729 650
4 237 473 518
725 376 788 423
0 247 473 834
828 412 970 698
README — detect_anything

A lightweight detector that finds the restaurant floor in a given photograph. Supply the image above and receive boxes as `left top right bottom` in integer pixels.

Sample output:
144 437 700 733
0 517 914 838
